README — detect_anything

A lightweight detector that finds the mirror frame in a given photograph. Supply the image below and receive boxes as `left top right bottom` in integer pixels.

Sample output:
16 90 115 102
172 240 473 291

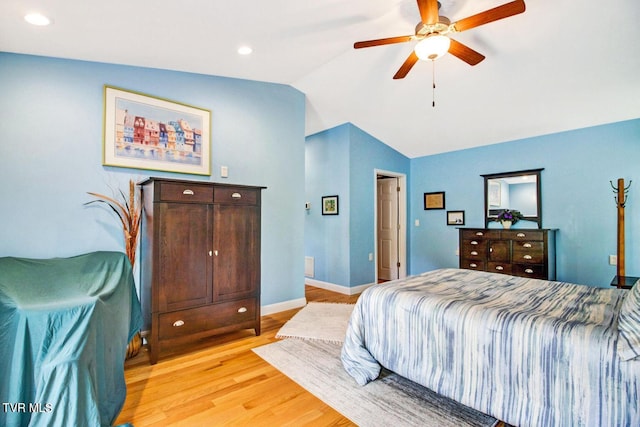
481 168 543 229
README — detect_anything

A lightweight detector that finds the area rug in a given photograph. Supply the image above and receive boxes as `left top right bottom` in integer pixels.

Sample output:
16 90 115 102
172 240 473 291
275 302 354 343
253 338 497 427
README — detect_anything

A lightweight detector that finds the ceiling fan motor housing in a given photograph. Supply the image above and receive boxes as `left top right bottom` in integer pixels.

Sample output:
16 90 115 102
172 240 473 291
415 17 451 39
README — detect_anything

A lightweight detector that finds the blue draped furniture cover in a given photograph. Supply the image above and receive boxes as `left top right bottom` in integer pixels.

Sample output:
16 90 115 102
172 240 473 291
0 251 142 427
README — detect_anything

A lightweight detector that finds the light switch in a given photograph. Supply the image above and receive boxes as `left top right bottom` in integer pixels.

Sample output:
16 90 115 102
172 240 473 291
221 166 228 178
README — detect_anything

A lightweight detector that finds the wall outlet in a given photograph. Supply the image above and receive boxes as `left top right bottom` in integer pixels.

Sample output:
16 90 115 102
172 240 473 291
368 253 373 261
455 248 459 256
609 255 617 265
414 219 420 226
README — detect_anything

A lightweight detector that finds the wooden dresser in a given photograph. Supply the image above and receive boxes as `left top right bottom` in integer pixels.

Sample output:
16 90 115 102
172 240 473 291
140 177 265 364
459 228 556 280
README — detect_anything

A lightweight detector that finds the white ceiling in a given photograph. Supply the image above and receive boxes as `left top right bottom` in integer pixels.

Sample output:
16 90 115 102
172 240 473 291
2 0 639 158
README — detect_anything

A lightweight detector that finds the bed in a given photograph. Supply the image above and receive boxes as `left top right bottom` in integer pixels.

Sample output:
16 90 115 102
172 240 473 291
0 251 142 427
341 268 640 426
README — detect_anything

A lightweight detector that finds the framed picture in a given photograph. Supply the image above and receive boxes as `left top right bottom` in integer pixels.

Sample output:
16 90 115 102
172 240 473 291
103 85 212 175
322 195 339 215
424 191 445 210
447 210 465 226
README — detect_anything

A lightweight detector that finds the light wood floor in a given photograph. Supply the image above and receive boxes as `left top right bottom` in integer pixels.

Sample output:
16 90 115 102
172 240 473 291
115 286 507 426
115 286 359 426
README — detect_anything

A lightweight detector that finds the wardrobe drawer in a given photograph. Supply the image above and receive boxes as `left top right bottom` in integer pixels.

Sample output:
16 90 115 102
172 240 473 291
158 182 213 203
158 298 258 339
214 187 258 205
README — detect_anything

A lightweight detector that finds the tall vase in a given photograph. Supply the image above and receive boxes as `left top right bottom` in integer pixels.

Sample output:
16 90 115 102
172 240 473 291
501 220 512 229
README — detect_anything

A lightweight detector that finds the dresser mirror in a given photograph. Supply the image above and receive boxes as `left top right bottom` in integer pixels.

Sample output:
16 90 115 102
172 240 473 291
481 168 543 229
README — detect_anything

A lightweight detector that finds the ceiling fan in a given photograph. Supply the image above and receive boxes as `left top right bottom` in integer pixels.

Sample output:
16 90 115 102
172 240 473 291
354 0 526 79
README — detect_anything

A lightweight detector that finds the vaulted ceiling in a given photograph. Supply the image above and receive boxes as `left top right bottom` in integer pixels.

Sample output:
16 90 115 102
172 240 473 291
2 0 639 158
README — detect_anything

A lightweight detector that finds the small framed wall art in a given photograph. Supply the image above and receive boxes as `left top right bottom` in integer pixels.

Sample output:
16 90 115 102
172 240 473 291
322 195 339 215
424 191 445 210
103 85 212 175
447 210 465 226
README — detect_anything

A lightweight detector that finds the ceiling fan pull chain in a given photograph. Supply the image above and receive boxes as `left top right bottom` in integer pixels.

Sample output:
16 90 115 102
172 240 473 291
432 60 436 107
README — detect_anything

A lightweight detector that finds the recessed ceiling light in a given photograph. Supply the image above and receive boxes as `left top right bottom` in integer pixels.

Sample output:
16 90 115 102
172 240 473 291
24 13 52 26
237 46 253 55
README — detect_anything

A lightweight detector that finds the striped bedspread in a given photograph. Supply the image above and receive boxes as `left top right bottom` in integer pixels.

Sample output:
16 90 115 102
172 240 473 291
341 268 640 426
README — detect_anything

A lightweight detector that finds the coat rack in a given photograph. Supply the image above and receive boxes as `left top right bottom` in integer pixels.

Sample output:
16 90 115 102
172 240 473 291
610 178 635 288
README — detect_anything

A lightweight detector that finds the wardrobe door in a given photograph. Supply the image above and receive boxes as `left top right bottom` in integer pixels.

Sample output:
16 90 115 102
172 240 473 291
157 202 213 312
212 203 260 302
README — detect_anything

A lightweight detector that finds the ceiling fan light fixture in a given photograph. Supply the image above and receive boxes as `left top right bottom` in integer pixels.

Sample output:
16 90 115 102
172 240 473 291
414 34 450 61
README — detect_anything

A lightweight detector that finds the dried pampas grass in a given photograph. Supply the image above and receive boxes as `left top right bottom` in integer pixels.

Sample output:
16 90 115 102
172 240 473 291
85 179 141 267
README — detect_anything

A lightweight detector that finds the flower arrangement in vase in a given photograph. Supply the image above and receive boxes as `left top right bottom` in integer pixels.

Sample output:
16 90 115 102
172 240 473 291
496 209 523 229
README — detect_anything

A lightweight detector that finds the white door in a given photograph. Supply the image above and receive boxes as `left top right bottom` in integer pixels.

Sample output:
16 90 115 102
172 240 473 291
377 177 399 281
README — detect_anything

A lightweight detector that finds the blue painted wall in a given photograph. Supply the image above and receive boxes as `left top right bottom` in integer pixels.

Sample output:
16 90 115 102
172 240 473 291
305 125 351 286
409 119 640 287
305 123 410 287
0 52 306 306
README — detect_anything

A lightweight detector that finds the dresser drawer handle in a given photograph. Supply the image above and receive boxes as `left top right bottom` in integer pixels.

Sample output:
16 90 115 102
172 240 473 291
523 243 532 248
231 192 242 199
475 232 484 236
495 266 504 271
470 251 478 256
173 320 185 327
470 241 479 245
525 268 534 274
517 233 526 237
523 255 533 260
470 263 478 268
237 306 248 313
182 189 194 195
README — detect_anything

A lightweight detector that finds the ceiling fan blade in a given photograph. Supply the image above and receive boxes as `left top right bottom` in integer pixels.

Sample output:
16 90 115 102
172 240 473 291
393 52 419 79
452 0 525 32
354 35 414 49
448 39 485 66
416 0 440 25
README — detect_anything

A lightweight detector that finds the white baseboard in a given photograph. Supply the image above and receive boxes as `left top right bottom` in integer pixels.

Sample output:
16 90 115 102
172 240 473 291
261 297 307 315
305 278 374 296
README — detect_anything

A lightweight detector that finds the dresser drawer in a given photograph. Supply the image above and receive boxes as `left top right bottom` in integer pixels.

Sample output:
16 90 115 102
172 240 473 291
158 298 258 340
158 181 214 203
461 259 485 271
214 187 258 205
488 262 512 275
460 229 500 240
460 242 487 259
502 230 544 241
512 263 547 279
513 241 544 263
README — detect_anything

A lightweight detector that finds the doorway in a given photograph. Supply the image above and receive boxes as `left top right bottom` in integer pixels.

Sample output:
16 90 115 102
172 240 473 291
375 170 407 282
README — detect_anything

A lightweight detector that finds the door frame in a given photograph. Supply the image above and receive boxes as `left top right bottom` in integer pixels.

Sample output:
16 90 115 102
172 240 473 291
374 169 407 281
